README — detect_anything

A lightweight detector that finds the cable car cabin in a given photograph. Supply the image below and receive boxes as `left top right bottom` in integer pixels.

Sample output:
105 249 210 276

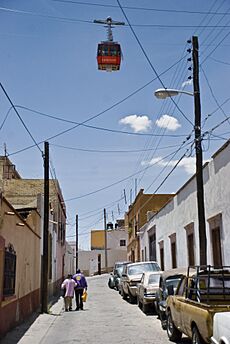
97 42 121 71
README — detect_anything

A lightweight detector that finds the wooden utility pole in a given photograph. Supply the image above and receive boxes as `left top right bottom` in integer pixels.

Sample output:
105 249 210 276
104 208 108 272
76 214 78 272
41 141 49 313
192 36 207 265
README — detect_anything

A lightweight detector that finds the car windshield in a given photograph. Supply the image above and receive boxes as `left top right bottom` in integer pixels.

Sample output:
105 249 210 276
165 277 182 289
128 263 160 275
148 273 161 284
116 266 123 277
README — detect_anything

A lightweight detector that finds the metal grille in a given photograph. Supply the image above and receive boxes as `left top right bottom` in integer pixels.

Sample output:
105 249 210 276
3 249 16 296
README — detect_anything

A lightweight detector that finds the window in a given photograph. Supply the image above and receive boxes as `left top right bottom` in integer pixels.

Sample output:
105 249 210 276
3 244 16 296
120 239 126 247
159 240 164 271
185 223 195 266
208 214 223 266
169 234 177 268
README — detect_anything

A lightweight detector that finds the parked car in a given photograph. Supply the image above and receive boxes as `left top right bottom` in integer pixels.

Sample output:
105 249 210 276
120 261 160 303
136 271 162 313
166 265 230 343
211 312 230 344
155 268 189 329
108 261 130 290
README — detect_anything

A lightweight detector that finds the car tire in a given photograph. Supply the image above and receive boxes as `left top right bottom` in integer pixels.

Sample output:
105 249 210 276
192 326 205 344
137 296 142 309
142 303 148 313
108 280 113 289
128 290 136 304
166 311 182 342
121 287 128 300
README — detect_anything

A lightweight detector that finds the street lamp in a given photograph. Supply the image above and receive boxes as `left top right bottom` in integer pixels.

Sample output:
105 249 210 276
154 88 193 99
153 35 207 266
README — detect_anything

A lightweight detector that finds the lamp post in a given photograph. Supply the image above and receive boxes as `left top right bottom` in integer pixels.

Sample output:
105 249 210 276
154 36 207 266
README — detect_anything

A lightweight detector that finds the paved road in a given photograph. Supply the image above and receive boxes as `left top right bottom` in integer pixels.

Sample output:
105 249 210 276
2 274 191 344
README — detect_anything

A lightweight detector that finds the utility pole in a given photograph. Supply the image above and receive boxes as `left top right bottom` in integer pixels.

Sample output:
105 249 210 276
41 141 49 313
76 214 78 272
192 36 207 265
104 208 108 272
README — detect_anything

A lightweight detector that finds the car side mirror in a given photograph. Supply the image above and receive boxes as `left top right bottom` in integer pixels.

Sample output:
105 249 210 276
167 284 174 296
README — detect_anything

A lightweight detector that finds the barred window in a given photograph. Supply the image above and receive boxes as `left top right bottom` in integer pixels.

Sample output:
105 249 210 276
3 244 16 296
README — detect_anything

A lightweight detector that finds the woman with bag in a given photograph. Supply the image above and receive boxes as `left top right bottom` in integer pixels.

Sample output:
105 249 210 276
73 269 88 311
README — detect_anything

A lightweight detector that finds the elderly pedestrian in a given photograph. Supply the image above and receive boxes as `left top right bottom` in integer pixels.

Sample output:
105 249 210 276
61 274 78 312
73 269 88 311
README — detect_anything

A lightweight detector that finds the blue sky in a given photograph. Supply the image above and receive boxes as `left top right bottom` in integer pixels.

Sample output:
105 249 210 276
0 0 230 249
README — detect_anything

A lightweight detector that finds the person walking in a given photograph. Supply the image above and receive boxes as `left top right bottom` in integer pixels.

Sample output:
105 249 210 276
61 274 78 312
73 269 88 311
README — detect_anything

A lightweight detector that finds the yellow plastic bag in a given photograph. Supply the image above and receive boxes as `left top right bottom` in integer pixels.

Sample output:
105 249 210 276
82 290 87 302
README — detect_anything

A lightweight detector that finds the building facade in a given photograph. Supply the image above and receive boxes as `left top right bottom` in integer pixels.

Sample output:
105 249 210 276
125 189 174 263
139 140 230 270
0 195 41 337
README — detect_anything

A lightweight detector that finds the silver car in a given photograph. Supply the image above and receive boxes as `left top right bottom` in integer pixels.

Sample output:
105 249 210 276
120 261 160 303
137 271 162 313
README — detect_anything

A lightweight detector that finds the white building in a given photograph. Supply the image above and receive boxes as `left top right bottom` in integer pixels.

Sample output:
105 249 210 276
139 140 230 270
77 223 128 276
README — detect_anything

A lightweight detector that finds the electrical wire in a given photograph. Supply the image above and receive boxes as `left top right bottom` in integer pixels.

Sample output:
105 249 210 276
201 66 230 126
50 142 183 154
7 54 188 157
209 56 230 66
0 82 43 155
1 5 230 29
52 0 230 16
116 0 193 127
14 105 187 138
64 149 185 202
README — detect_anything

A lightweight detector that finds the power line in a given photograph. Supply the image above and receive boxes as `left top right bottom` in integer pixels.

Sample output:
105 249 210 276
116 0 193 127
14 105 187 138
7 54 187 157
52 0 230 16
2 5 230 29
64 146 190 202
209 56 230 66
0 82 43 155
50 143 183 154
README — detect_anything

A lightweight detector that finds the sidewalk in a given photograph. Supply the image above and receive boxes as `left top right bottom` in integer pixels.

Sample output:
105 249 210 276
1 297 64 344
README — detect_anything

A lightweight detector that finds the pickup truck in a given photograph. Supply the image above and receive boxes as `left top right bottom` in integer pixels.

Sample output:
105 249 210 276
211 312 230 344
166 266 230 344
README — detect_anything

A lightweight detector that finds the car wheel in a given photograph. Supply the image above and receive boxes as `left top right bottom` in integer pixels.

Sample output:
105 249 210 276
137 296 142 309
121 287 128 300
159 310 167 330
108 280 113 289
142 303 149 313
128 290 136 304
192 326 205 344
166 311 182 342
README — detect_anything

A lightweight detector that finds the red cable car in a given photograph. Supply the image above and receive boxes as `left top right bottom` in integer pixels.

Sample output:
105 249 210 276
97 42 121 71
94 17 125 72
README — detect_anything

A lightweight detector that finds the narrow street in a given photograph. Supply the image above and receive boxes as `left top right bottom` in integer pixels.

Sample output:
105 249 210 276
2 274 193 344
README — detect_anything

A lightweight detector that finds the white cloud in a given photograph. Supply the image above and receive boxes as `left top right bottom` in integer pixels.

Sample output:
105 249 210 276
141 156 197 175
119 115 151 133
155 114 181 131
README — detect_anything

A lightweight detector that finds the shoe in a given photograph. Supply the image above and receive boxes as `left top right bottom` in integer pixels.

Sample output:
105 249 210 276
75 308 79 311
80 308 83 310
69 307 72 311
65 309 68 312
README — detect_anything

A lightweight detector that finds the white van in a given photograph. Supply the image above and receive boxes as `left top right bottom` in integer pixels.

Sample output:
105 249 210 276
211 312 230 344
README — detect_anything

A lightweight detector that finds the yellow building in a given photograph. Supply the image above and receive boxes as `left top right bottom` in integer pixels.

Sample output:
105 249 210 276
0 195 41 337
125 189 174 262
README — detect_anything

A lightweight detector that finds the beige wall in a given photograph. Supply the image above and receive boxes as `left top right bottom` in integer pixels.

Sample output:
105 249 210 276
0 198 41 303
